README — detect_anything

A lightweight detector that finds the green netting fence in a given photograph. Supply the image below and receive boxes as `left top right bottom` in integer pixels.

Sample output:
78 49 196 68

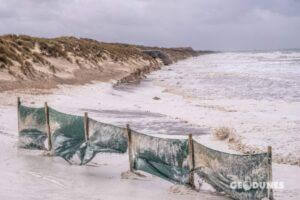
49 107 128 165
83 118 128 164
18 105 47 150
131 131 190 184
49 107 86 164
17 100 273 200
193 141 272 200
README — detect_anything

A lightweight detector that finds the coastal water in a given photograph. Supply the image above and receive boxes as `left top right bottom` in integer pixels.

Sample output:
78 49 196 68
138 50 300 164
150 50 300 102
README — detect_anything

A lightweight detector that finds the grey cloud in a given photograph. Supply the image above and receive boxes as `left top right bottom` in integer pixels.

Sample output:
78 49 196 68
0 0 299 50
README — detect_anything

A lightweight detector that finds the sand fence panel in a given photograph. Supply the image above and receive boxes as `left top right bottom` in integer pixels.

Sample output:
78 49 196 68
193 140 270 200
17 102 274 200
18 104 47 150
48 107 86 164
81 119 128 164
131 131 190 184
48 107 128 165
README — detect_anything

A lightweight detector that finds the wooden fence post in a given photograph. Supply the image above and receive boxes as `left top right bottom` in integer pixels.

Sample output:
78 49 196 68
126 124 134 172
84 112 89 141
44 102 52 151
17 97 21 134
267 146 273 200
188 134 195 189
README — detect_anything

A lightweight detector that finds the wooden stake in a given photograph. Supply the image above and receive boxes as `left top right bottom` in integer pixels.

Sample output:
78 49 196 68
44 102 52 151
267 146 273 200
126 124 134 172
17 97 21 134
188 134 195 189
84 112 89 141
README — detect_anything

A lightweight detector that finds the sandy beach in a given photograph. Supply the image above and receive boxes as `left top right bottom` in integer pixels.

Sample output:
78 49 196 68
0 51 300 199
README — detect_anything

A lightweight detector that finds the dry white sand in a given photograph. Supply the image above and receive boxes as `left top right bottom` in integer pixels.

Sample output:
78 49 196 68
0 80 299 199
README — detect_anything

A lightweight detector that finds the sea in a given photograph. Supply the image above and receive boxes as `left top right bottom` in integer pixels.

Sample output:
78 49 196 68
149 49 300 102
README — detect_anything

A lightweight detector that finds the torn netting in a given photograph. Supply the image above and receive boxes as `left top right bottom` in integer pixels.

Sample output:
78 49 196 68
49 108 128 165
131 131 189 184
49 107 86 164
193 141 270 200
18 105 47 150
81 119 128 164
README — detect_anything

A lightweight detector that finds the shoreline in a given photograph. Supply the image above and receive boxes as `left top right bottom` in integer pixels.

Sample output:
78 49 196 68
1 50 299 166
0 64 299 199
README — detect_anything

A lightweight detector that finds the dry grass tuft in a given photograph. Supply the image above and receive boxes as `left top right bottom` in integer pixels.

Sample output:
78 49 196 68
213 127 237 142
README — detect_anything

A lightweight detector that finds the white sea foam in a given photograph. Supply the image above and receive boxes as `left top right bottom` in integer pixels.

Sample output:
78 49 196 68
150 50 300 102
141 51 300 163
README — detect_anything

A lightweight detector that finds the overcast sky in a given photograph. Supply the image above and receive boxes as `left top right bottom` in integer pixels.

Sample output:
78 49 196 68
0 0 299 51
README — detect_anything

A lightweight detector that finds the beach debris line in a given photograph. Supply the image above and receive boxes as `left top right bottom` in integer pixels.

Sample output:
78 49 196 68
17 97 273 200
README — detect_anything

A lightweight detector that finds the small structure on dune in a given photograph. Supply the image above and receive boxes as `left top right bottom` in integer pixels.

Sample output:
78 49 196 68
142 50 173 65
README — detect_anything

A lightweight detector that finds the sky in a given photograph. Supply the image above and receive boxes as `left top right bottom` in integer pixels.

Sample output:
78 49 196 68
0 0 299 51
